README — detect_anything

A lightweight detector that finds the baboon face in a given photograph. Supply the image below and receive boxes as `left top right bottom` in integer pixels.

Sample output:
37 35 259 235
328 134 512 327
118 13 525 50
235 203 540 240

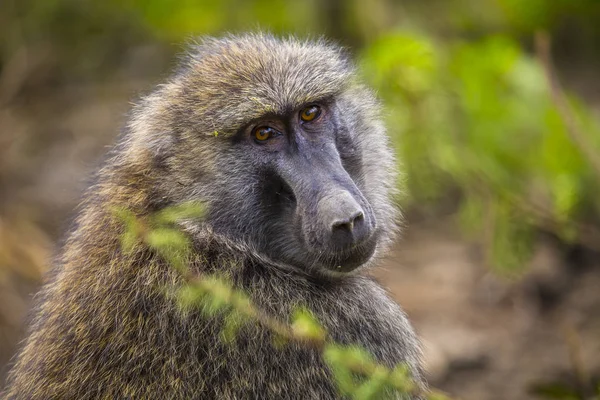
228 100 378 274
139 35 397 277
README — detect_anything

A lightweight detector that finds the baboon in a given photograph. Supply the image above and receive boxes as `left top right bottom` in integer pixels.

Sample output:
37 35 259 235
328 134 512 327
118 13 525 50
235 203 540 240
4 33 424 399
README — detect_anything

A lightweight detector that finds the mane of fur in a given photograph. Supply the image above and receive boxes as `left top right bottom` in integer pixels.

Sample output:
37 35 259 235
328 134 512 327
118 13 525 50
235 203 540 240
4 33 423 400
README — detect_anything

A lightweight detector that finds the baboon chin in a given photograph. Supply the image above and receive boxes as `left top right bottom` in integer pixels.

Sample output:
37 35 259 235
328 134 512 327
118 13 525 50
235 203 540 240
5 33 425 399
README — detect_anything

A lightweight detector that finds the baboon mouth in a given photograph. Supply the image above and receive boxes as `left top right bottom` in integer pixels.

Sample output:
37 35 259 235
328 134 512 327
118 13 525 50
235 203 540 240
317 233 378 273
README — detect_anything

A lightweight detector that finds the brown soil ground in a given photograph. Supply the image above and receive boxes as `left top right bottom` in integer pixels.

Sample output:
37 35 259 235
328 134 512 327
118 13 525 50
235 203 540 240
376 220 600 399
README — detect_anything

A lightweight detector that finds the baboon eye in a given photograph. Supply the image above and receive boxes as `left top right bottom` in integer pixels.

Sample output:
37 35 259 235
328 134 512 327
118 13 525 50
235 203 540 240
253 126 279 142
300 105 321 122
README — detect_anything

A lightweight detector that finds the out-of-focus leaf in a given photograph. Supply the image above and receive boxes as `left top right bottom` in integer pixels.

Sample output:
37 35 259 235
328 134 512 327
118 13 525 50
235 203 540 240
152 202 206 226
146 228 191 271
323 344 358 396
361 32 438 97
177 284 208 310
530 382 582 400
221 314 244 344
291 307 326 343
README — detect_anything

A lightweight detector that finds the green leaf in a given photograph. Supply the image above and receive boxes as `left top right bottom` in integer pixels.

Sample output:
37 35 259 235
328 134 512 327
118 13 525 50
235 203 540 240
342 345 374 367
176 284 207 310
145 228 191 272
291 307 326 343
389 364 416 393
112 207 143 253
323 344 358 396
152 202 206 226
220 314 244 344
120 230 140 254
352 366 390 400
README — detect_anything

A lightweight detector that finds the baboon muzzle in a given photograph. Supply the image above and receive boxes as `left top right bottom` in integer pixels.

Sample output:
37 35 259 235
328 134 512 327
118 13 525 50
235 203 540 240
316 190 371 250
277 145 376 265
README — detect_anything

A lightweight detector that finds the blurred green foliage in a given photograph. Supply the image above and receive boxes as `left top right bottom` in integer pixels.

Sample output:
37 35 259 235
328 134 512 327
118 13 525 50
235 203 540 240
363 31 600 273
3 0 600 275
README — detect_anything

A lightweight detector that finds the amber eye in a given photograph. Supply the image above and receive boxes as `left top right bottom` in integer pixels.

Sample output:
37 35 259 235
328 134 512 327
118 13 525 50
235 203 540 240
253 126 279 142
300 105 321 122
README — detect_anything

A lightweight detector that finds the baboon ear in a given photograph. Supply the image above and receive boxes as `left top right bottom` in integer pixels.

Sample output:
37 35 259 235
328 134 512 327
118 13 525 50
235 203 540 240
147 132 177 166
125 117 178 168
124 89 184 163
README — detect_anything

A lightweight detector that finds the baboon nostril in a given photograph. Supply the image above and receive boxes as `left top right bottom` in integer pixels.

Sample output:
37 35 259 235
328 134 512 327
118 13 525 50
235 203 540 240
331 210 364 232
352 211 364 225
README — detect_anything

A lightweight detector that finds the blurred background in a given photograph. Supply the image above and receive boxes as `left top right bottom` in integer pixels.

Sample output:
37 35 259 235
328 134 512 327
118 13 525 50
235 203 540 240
1 0 600 399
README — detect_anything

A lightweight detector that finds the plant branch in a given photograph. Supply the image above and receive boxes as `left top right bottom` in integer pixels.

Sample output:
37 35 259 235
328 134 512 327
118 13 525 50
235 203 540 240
117 206 455 400
534 31 600 180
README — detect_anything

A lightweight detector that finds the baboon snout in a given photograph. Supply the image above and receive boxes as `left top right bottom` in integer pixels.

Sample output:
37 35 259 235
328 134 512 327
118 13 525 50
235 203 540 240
318 191 372 249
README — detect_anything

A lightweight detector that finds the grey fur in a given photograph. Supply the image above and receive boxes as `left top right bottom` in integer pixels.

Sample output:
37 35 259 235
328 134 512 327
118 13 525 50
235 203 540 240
3 33 424 399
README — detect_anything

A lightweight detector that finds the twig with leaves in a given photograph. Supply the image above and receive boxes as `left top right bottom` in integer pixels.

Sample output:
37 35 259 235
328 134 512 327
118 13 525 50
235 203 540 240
114 203 454 400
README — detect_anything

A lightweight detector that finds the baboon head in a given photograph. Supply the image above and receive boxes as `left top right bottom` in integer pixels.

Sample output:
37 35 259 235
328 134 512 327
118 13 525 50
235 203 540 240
126 34 398 277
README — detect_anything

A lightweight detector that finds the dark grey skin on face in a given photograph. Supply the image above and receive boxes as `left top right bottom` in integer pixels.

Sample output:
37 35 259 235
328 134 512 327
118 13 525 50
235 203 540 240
220 100 378 275
4 34 425 399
